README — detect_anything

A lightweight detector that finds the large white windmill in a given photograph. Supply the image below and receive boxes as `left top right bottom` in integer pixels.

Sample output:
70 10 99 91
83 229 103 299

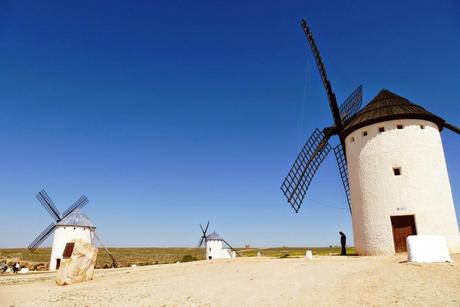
198 222 240 260
29 189 117 270
281 19 460 256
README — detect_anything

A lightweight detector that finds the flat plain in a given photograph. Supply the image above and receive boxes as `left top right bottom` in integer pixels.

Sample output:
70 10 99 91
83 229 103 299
0 247 354 268
0 252 459 306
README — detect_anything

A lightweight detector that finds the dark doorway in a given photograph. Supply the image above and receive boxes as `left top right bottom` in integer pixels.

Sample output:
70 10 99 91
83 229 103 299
208 256 212 260
391 215 417 252
56 258 61 270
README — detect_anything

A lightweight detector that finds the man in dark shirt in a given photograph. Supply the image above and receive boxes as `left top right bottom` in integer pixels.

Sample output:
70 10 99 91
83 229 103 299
339 231 346 256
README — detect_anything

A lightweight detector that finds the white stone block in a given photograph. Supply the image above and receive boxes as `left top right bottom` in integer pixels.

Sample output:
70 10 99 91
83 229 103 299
407 235 452 263
305 250 313 260
19 268 29 274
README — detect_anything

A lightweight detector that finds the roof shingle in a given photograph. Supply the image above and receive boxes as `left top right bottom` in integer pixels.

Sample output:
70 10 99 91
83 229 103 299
341 89 445 137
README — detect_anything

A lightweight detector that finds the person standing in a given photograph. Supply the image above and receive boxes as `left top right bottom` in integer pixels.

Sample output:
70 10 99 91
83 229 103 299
339 231 347 256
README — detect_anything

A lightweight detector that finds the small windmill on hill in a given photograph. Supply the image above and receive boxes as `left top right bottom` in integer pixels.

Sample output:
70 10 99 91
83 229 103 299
281 19 460 256
198 221 240 259
29 189 118 270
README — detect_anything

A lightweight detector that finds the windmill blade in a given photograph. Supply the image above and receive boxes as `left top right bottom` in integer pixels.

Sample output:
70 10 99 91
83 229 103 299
36 190 61 222
281 128 333 213
339 85 363 122
28 222 57 252
62 195 89 218
198 237 205 247
333 144 352 214
300 19 343 130
444 122 460 135
222 239 241 257
204 221 210 234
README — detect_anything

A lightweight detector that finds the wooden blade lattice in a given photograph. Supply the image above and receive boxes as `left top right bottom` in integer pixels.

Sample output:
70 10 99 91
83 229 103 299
28 222 56 252
281 128 332 213
62 195 89 218
339 85 363 122
333 144 352 214
36 190 61 222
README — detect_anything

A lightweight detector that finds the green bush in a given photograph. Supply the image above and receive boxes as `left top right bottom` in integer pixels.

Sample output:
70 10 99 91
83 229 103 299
181 255 198 262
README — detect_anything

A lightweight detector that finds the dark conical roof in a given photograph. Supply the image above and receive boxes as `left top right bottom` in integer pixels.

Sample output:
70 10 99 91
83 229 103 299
341 89 445 137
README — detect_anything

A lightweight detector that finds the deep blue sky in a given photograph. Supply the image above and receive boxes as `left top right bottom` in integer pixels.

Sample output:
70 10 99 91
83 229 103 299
1 0 459 247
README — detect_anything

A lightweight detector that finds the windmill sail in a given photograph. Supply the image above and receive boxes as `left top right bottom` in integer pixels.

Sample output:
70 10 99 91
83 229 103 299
62 195 89 218
36 190 61 222
281 128 332 213
29 189 91 253
339 85 363 122
198 221 210 247
28 222 57 252
333 144 351 214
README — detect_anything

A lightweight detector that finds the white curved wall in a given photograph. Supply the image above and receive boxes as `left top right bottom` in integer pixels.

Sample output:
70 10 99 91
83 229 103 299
345 119 460 255
205 240 232 259
49 226 94 270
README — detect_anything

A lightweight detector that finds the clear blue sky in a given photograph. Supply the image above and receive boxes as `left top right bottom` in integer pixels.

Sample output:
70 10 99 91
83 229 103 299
1 0 459 248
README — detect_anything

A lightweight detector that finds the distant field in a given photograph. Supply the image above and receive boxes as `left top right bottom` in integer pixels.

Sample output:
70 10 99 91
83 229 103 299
0 247 355 269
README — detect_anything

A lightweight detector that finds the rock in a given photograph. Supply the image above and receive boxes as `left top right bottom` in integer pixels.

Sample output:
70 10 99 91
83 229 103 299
56 239 98 286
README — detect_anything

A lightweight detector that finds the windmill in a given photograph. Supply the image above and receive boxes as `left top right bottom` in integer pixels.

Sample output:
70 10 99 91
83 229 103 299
281 19 363 214
281 19 460 256
198 222 241 259
29 189 118 270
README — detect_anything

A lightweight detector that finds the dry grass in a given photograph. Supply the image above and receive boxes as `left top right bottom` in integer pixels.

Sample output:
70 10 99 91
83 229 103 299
0 247 355 269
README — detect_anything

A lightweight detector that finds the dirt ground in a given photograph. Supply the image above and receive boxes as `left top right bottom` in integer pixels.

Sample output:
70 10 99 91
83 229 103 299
1 254 459 306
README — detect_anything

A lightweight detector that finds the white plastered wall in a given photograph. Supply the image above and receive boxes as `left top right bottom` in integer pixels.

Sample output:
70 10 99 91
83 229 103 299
205 240 232 259
49 226 94 270
345 119 460 255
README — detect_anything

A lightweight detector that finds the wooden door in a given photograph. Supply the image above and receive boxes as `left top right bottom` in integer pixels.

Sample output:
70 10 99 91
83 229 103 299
391 215 417 252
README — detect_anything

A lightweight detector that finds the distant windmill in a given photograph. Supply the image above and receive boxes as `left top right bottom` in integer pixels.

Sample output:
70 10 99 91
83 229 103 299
198 222 240 259
29 189 118 270
281 19 460 255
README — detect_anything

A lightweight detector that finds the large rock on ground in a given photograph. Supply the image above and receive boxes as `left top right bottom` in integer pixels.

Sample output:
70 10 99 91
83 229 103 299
56 239 98 286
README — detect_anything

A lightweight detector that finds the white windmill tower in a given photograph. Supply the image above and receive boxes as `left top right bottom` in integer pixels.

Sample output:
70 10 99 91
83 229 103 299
198 222 240 259
29 190 118 270
281 19 460 256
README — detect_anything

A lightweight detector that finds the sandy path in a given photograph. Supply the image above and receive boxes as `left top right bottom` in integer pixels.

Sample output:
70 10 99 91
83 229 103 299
1 254 459 306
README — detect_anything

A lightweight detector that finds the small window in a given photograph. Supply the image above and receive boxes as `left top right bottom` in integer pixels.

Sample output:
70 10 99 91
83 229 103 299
73 227 76 230
397 125 403 129
393 167 401 176
420 125 425 129
362 131 368 137
378 127 385 133
209 248 211 252
351 137 355 142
